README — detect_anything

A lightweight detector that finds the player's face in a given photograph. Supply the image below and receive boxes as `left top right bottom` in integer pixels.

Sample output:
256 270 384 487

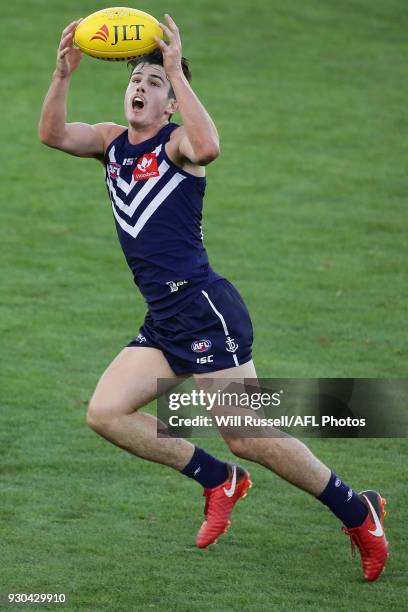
125 63 177 127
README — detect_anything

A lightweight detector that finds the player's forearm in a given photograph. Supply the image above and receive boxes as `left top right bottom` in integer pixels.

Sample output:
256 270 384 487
38 73 71 147
170 71 220 160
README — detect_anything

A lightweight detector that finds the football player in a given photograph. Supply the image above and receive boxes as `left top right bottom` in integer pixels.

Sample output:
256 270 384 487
38 15 388 580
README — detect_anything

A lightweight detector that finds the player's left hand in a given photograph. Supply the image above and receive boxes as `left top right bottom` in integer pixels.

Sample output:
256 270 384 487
154 14 183 79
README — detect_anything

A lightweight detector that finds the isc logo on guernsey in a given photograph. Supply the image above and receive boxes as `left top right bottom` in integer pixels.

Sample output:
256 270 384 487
191 339 212 353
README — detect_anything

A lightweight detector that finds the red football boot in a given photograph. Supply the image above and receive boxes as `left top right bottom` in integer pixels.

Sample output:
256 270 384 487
343 490 389 581
196 464 251 549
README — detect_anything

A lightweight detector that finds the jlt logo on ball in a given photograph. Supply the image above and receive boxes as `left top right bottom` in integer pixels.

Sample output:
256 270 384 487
90 23 145 45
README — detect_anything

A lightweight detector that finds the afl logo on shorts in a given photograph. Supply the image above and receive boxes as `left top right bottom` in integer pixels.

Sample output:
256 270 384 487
191 339 212 353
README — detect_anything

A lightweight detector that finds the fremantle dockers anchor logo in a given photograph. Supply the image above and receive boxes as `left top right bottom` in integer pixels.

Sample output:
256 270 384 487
225 336 239 353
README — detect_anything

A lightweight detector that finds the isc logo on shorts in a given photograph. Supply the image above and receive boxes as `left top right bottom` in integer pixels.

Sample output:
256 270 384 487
191 339 212 353
196 355 213 364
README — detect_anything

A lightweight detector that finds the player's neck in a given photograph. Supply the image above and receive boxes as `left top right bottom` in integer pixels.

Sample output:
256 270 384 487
127 120 168 145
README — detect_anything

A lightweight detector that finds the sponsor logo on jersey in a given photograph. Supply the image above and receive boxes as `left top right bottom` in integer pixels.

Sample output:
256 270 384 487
191 339 212 353
107 162 121 179
90 24 109 42
166 280 189 293
225 336 239 353
133 152 160 181
196 355 214 364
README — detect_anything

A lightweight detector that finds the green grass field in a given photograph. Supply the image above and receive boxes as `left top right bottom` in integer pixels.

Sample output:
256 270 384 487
1 0 407 610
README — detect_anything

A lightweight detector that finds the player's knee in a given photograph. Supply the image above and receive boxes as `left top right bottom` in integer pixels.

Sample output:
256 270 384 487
225 437 251 459
86 397 115 435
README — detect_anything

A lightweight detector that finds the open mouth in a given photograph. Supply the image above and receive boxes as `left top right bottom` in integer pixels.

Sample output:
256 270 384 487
132 95 145 110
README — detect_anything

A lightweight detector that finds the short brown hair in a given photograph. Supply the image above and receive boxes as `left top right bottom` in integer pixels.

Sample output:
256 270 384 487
127 48 192 99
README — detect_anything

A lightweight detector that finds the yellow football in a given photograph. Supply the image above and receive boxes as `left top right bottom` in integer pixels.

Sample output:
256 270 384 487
73 7 163 61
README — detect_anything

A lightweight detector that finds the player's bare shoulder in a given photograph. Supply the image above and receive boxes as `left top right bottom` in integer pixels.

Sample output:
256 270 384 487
94 122 127 157
166 126 206 177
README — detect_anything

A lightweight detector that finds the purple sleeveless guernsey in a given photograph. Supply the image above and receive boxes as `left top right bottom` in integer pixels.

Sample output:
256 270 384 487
104 122 222 319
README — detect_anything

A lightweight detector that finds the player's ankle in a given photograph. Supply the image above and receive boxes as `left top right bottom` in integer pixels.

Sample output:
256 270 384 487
181 446 228 488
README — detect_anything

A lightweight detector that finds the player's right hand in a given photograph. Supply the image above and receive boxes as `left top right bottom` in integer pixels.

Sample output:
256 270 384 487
55 20 83 78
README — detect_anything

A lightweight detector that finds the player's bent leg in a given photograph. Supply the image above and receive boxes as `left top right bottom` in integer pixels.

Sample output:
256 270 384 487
195 360 330 495
223 435 330 496
88 346 177 423
87 347 235 546
87 346 194 470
